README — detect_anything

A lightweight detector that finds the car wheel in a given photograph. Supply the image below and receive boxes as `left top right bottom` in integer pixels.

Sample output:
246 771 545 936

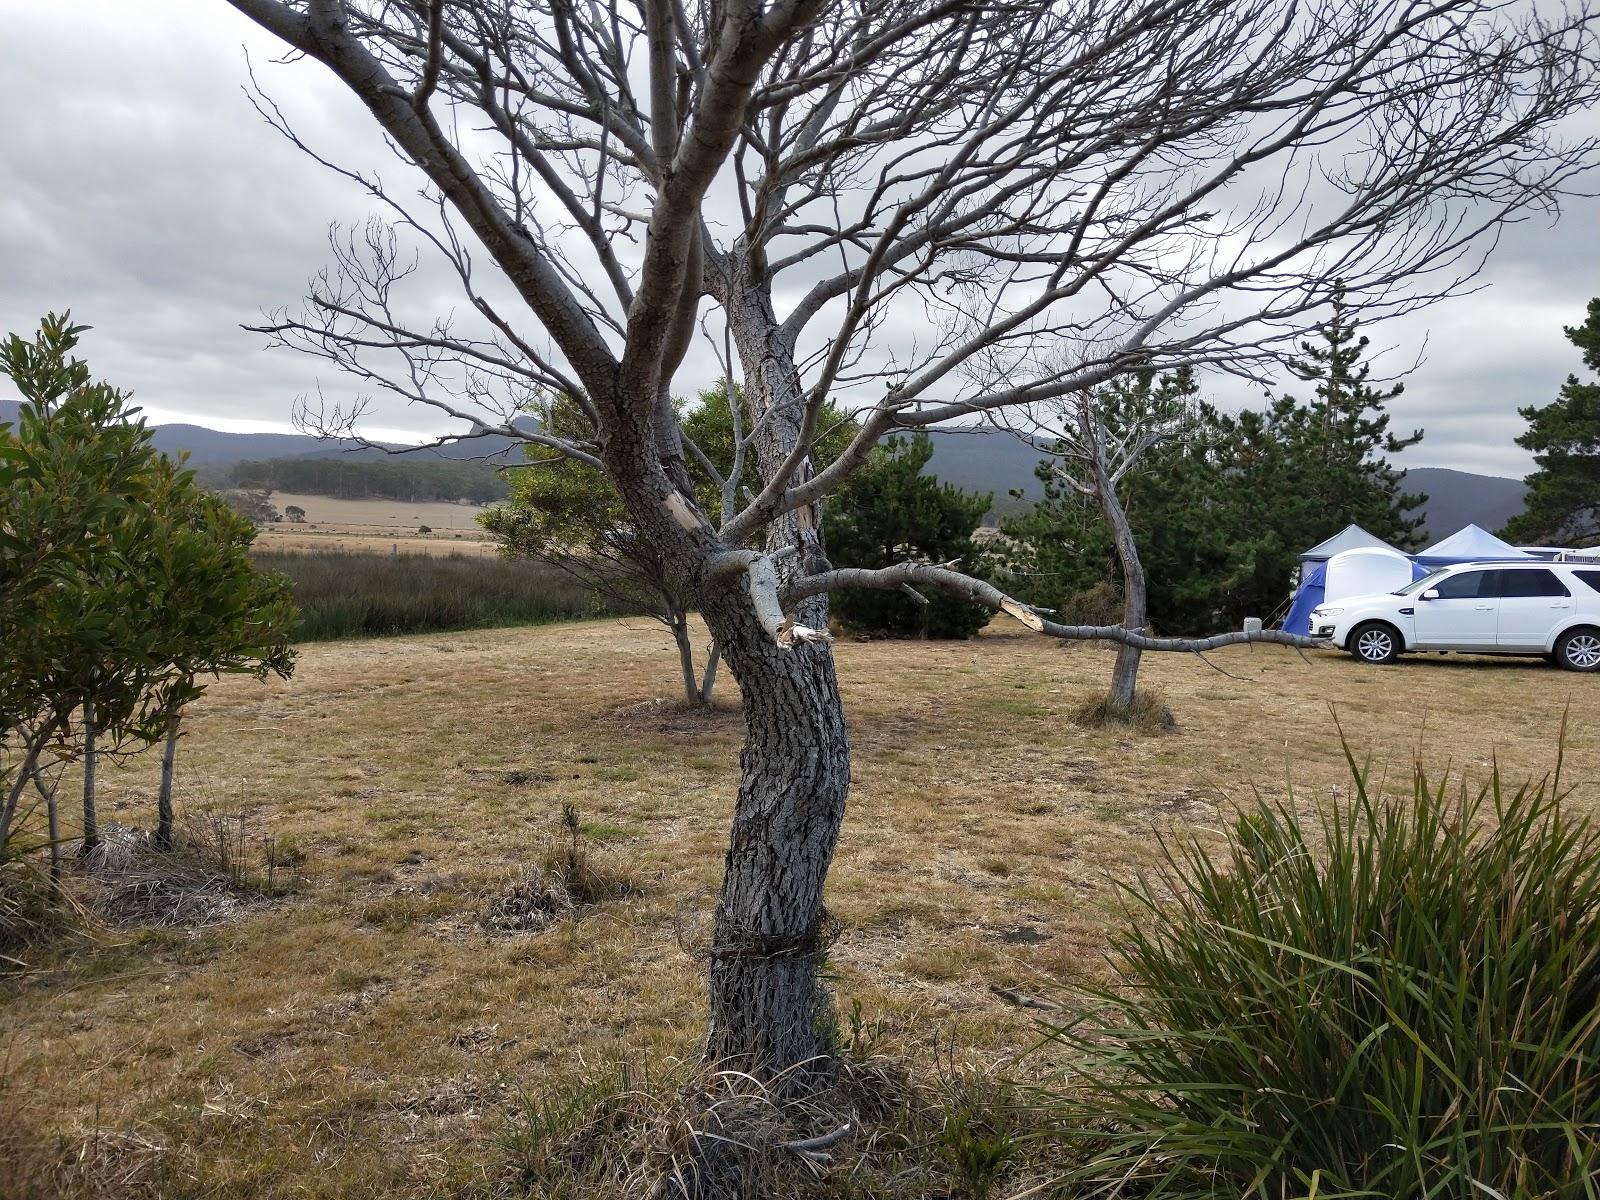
1554 627 1600 673
1349 622 1400 665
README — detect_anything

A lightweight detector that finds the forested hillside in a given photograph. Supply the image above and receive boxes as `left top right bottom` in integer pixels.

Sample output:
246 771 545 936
229 455 509 504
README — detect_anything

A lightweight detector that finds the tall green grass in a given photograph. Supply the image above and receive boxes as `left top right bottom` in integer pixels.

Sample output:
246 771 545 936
1046 747 1600 1199
254 550 633 642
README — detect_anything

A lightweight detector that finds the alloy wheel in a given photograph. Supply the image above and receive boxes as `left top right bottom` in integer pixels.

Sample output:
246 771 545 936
1565 633 1600 670
1357 629 1393 662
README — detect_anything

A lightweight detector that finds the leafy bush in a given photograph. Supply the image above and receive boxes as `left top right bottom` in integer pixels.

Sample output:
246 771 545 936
255 550 636 641
1046 749 1600 1198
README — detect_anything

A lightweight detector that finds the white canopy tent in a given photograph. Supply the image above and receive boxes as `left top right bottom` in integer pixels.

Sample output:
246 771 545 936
1413 524 1531 567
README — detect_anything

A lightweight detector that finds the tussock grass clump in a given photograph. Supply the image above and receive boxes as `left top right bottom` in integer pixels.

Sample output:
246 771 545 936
87 811 297 930
1045 747 1600 1198
483 803 640 932
495 1054 1045 1199
0 852 80 973
253 549 638 641
501 1059 870 1198
1069 689 1176 732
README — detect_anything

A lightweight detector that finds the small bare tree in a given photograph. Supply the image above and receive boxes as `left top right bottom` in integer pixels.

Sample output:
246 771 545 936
1025 369 1197 714
218 0 1600 1087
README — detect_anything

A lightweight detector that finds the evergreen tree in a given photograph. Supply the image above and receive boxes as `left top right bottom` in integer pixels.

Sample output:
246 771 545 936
483 385 861 700
1502 298 1600 547
1004 293 1426 634
1276 285 1426 547
482 392 714 702
1 314 295 862
827 433 993 639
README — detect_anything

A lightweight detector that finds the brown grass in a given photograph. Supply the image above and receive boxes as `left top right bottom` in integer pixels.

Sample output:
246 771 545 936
257 531 501 557
3 617 1596 1197
265 492 490 530
257 491 500 557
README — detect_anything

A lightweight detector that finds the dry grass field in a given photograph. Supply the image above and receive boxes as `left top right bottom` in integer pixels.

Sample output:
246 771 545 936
258 493 499 557
5 617 1597 1198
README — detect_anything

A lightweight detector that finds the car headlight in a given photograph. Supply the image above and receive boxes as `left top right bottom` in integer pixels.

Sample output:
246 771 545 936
1314 607 1344 618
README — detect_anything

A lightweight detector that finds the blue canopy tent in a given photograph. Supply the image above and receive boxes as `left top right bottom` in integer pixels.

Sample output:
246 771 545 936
1411 524 1531 568
1283 526 1437 634
1282 523 1530 634
1282 525 1400 634
1283 561 1329 635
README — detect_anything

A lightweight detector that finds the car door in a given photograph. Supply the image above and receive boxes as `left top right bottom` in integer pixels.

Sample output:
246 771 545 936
1412 568 1498 649
1495 568 1573 649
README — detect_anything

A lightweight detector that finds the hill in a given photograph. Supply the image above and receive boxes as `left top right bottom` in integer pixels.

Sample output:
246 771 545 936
0 399 1532 538
0 398 530 465
1400 467 1528 541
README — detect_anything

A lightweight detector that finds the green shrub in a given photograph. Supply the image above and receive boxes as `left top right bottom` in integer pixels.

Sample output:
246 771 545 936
254 550 636 641
1045 749 1600 1198
827 433 993 640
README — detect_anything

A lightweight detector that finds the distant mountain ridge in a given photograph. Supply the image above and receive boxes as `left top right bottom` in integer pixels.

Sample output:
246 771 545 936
1398 467 1527 541
0 399 1528 539
0 399 528 465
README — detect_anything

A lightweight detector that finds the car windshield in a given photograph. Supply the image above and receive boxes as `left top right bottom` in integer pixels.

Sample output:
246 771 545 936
1393 568 1450 596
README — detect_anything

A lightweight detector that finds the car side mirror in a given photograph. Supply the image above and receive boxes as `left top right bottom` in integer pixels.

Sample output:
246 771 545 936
1420 588 1440 601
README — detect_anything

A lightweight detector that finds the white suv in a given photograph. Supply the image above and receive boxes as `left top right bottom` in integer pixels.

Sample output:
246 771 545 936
1310 562 1600 671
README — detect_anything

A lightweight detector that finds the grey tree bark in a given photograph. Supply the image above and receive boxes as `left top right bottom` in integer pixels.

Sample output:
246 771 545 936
33 764 61 883
671 614 699 706
698 593 848 1081
156 708 181 850
699 643 722 707
1104 486 1147 714
0 726 52 852
80 701 99 857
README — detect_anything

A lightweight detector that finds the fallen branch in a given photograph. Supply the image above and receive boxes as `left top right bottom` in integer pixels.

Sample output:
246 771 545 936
989 984 1063 1013
785 562 1326 653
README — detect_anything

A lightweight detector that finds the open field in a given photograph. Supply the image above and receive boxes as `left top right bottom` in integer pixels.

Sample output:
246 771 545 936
257 493 499 557
266 493 492 530
5 619 1598 1197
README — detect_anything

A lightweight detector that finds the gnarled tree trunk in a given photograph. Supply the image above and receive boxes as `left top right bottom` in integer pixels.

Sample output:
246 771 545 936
1104 491 1147 713
699 591 849 1081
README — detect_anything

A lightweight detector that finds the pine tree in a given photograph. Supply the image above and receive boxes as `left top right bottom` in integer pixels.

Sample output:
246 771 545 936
1501 298 1600 547
827 434 993 639
1279 285 1427 548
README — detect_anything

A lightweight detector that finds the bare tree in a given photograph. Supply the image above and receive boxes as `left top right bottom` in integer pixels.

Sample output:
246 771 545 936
1026 369 1197 714
221 0 1599 1085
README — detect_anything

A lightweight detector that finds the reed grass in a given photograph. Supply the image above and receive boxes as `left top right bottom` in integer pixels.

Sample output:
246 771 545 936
253 549 632 641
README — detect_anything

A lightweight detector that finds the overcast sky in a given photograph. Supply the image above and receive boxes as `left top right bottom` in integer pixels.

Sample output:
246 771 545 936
3 0 1597 478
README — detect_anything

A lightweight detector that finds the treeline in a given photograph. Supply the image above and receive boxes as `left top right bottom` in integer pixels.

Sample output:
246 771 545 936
1000 301 1423 636
230 455 510 504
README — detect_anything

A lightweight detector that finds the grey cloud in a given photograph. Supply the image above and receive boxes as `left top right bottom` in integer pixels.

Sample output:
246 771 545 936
3 0 1596 477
